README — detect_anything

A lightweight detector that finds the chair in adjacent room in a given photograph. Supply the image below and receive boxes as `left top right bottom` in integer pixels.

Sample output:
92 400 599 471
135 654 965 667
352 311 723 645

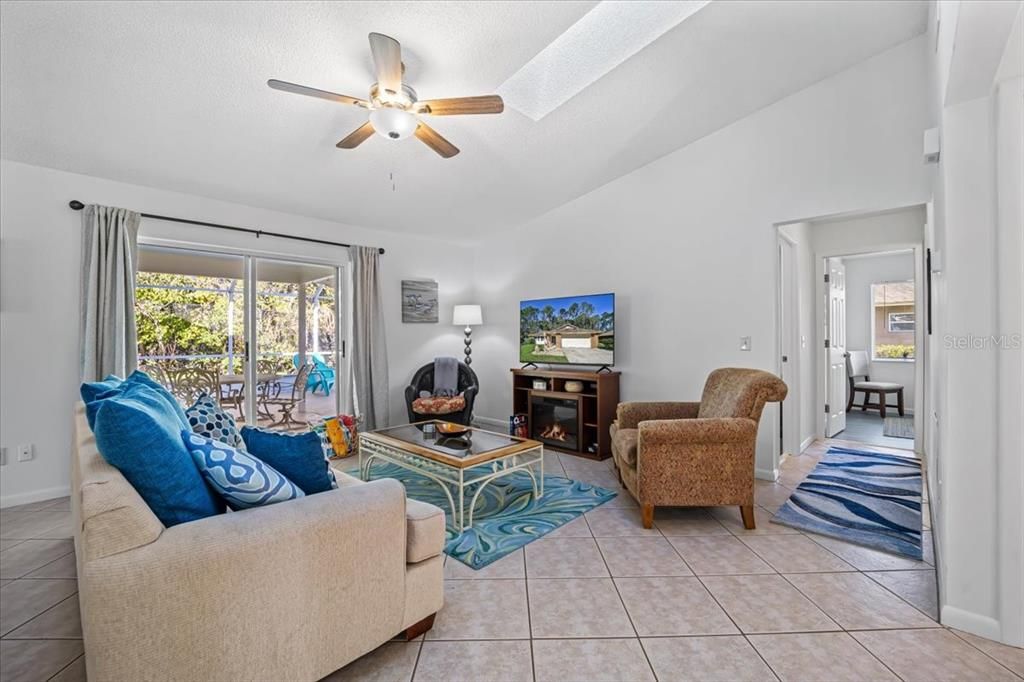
846 350 905 418
610 368 788 529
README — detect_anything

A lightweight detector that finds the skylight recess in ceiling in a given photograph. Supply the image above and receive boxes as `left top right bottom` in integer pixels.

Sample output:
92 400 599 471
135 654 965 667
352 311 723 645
498 0 711 121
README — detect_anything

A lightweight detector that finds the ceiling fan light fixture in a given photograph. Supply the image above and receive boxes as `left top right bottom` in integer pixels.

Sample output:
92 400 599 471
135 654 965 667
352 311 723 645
369 107 418 140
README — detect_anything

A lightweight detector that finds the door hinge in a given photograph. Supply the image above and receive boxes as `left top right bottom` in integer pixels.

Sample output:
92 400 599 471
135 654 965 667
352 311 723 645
824 339 830 348
341 340 346 358
824 273 830 283
781 355 788 362
825 403 830 413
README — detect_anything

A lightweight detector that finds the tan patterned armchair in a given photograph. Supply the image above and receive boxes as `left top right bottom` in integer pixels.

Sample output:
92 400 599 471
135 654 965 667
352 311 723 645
610 368 788 529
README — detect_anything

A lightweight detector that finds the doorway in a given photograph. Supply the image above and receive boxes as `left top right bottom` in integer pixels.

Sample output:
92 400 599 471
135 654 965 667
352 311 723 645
775 206 926 457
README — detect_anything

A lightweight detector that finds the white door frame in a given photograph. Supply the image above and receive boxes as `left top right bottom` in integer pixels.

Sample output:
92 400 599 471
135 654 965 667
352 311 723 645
813 243 925 453
776 231 802 457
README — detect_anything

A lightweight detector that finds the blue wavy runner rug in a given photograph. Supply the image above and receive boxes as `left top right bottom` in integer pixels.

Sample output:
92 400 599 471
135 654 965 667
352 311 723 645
771 447 923 559
350 462 616 569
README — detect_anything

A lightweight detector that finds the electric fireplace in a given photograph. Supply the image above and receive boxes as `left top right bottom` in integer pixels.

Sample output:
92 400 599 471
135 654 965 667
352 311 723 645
530 395 579 450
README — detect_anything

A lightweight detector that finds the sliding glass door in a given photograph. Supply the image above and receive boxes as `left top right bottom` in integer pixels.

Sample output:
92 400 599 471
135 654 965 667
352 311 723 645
254 259 343 432
135 244 344 431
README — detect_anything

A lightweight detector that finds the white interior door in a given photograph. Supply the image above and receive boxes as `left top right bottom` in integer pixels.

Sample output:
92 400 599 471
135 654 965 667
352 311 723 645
825 258 847 437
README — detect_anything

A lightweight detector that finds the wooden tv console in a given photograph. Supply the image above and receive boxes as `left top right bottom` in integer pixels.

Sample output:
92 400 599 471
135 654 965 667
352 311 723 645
511 368 620 460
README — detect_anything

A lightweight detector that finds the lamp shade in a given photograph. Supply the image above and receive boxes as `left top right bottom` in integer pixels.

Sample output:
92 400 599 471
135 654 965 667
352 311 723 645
453 304 483 326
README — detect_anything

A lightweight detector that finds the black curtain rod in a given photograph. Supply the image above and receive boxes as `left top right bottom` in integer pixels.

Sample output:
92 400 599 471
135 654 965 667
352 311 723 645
68 200 385 255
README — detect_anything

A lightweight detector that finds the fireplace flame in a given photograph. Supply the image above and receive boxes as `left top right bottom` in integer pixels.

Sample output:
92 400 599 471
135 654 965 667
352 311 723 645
539 422 570 442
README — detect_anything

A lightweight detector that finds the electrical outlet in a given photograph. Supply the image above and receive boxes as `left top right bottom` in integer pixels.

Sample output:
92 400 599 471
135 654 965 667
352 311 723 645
17 444 34 462
740 336 752 351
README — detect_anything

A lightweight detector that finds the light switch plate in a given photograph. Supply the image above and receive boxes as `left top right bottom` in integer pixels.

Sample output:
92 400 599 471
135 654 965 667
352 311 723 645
17 444 34 462
740 336 752 351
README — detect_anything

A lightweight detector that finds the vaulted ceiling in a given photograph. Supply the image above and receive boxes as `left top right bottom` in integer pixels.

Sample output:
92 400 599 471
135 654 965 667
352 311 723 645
0 1 928 239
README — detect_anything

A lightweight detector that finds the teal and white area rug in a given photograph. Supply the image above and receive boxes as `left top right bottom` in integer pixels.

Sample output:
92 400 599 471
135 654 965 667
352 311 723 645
353 462 616 569
772 447 923 559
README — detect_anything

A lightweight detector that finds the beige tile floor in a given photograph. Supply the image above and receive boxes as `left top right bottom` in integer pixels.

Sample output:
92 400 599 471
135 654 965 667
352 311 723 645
3 441 1023 681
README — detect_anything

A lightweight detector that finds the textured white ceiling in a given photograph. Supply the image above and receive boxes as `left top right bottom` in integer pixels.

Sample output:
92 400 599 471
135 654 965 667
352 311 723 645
0 1 928 240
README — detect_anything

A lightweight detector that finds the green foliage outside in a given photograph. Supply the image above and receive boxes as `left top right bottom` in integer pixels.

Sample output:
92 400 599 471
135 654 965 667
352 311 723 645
135 272 337 374
519 302 613 344
875 344 915 359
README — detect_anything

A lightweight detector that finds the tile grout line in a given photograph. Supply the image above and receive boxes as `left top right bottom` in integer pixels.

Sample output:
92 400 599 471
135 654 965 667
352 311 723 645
590 514 660 682
945 629 1024 681
522 545 536 682
45 654 84 682
776 571 915 681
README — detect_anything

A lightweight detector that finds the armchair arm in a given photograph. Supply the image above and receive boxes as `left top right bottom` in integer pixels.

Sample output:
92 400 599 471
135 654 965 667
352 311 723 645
80 480 409 681
636 418 758 507
617 401 700 429
638 417 757 446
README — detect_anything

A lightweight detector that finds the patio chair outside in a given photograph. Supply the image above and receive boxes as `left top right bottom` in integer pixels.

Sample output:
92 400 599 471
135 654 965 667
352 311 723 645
262 362 313 429
293 353 336 395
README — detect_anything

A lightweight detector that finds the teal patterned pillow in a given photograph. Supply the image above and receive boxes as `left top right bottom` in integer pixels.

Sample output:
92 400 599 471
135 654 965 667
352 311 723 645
182 432 304 510
186 394 244 449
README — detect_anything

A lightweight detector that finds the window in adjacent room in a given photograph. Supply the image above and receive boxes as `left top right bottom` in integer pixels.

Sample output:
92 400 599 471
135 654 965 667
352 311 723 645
871 280 915 360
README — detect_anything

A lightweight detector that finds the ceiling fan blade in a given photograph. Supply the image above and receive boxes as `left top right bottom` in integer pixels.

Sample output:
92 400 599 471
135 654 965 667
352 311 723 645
336 121 375 149
414 122 459 158
267 79 368 108
416 95 504 116
368 32 403 97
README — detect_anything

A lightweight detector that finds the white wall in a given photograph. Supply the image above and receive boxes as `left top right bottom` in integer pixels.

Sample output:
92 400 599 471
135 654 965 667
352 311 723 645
470 36 932 479
837 251 917 412
0 160 476 507
925 0 1024 646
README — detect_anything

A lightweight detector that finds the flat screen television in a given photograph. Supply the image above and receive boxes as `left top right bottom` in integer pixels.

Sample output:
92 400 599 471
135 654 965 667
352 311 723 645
519 293 615 366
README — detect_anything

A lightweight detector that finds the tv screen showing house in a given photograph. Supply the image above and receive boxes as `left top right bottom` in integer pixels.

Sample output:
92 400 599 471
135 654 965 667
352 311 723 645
519 293 614 366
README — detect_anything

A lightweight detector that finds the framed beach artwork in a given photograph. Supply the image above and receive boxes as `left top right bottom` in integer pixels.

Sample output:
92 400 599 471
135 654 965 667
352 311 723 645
402 279 439 323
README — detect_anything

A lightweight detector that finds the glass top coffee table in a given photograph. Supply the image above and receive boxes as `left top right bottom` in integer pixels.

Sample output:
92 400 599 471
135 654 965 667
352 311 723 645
358 421 544 532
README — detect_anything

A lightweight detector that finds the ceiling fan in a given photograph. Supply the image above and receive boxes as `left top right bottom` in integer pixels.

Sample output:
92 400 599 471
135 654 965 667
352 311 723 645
268 32 504 159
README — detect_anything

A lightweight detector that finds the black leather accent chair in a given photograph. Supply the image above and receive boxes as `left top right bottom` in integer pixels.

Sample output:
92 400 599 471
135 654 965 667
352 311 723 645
404 360 479 426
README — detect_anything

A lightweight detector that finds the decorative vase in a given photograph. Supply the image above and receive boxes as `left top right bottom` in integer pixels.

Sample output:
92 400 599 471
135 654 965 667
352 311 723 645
564 380 584 393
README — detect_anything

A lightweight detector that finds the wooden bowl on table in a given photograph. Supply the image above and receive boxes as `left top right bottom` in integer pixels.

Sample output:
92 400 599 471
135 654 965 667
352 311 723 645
436 422 469 436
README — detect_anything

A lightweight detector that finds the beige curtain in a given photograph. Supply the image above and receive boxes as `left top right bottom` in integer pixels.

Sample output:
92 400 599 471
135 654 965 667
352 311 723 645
80 204 141 381
349 246 389 429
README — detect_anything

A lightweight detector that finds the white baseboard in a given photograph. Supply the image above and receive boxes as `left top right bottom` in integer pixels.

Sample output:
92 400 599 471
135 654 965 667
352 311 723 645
0 485 70 510
755 467 779 482
800 436 814 453
941 606 1002 642
473 415 509 431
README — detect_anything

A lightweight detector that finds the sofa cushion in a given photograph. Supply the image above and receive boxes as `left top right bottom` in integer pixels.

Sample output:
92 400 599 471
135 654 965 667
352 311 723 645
612 427 639 467
411 394 466 415
186 393 245 449
89 382 225 526
183 432 304 510
240 427 336 495
330 467 445 563
405 498 446 563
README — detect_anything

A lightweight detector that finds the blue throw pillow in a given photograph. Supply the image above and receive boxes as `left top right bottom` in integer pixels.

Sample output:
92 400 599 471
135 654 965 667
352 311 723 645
83 370 189 431
240 426 336 494
91 382 224 526
80 374 123 403
186 394 244 449
182 432 304 510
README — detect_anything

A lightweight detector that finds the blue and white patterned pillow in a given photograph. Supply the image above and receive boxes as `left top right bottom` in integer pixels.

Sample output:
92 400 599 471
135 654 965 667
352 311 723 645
182 432 304 510
186 394 244 450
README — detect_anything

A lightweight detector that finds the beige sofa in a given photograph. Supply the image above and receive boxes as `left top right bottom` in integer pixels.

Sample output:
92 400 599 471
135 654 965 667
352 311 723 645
71 404 445 682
